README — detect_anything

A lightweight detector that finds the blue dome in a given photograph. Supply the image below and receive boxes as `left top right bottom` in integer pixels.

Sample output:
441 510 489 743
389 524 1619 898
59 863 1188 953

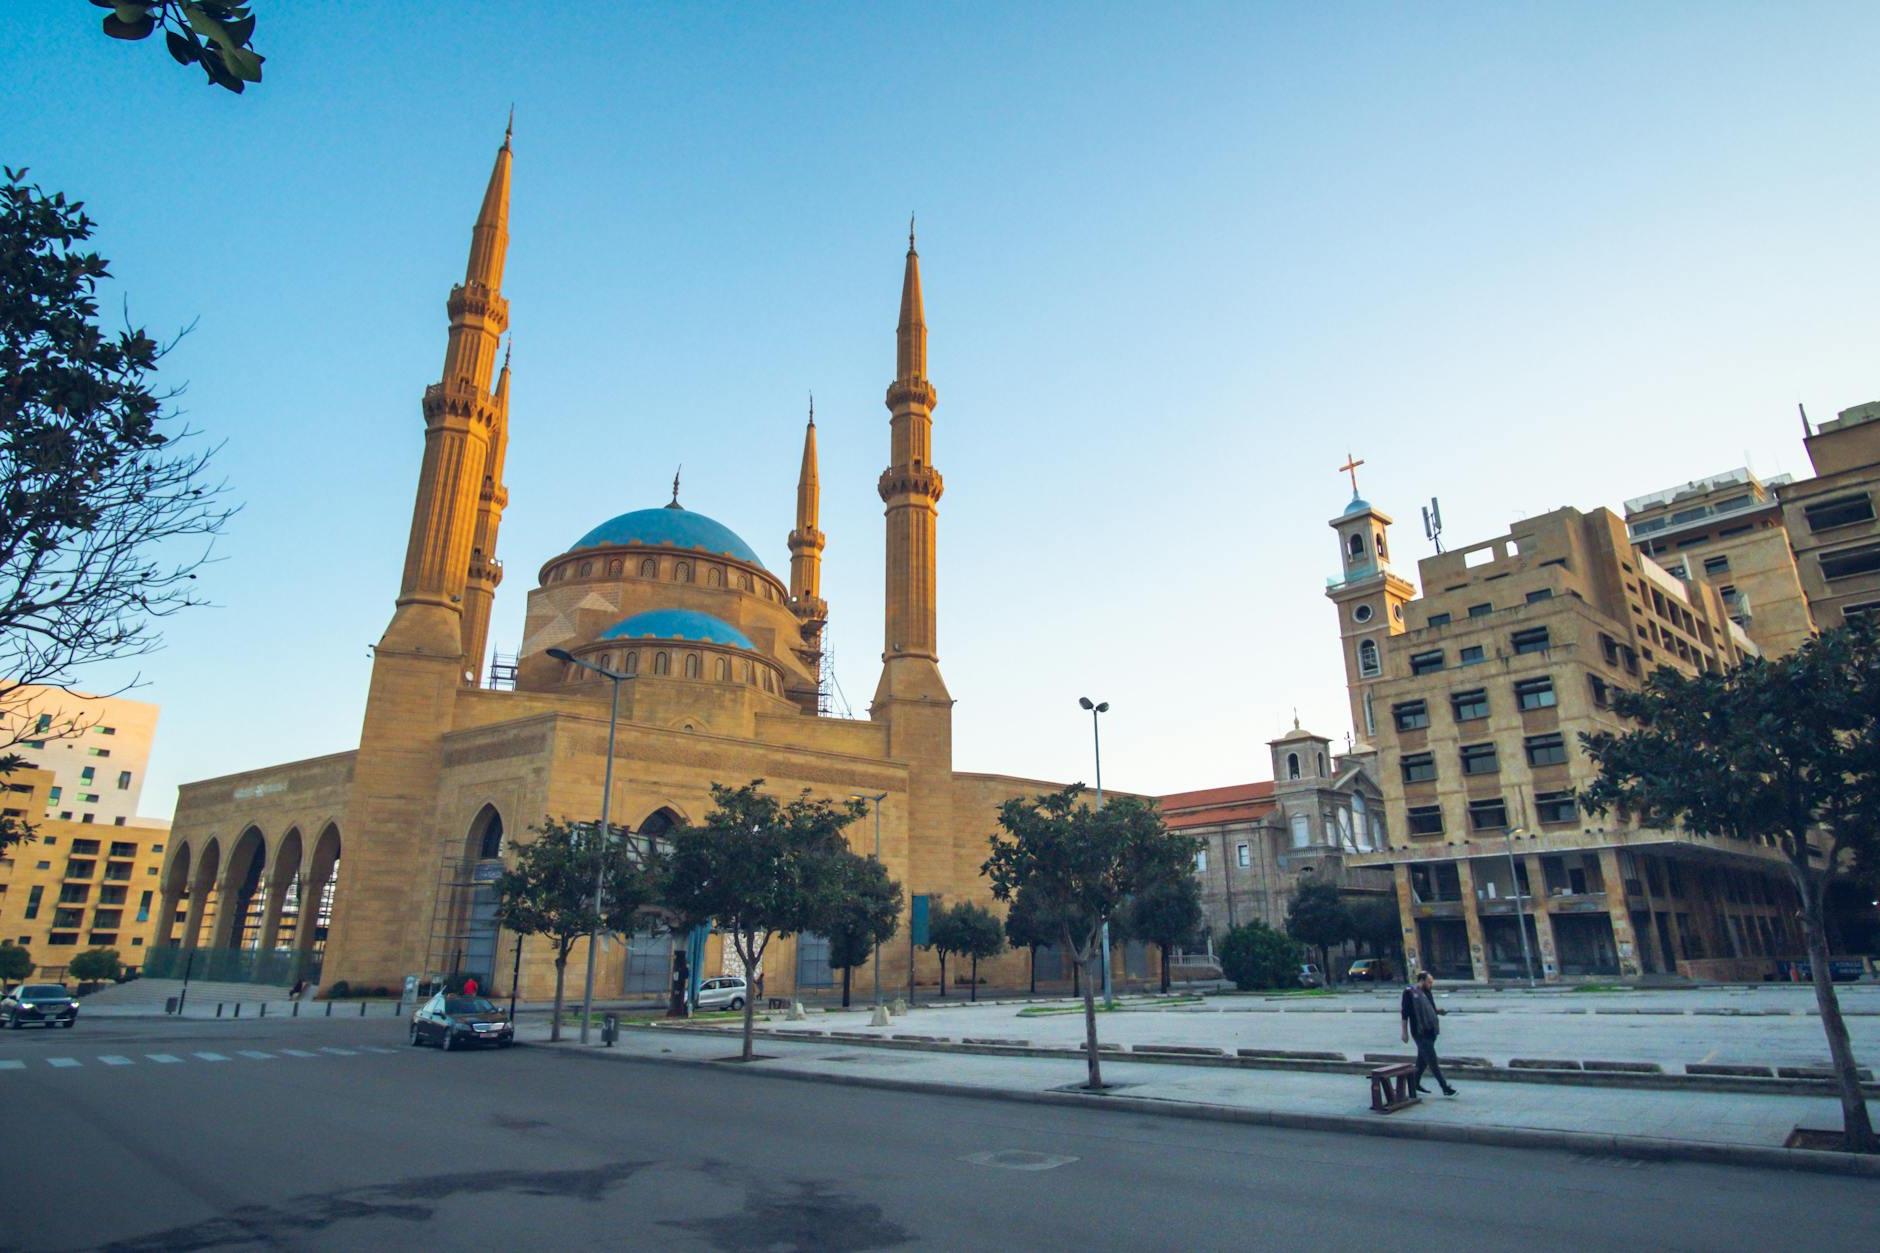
1342 496 1372 515
600 609 756 650
573 506 765 568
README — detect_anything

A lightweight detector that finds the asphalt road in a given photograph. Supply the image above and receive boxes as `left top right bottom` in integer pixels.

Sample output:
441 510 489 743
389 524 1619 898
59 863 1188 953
1 1015 1874 1252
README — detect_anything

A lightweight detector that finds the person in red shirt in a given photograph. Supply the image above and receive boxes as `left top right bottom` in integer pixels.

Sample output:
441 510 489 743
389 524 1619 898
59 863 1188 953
462 976 479 998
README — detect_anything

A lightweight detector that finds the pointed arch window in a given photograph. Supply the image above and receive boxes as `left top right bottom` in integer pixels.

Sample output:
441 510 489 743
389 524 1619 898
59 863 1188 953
708 566 724 587
737 572 752 591
639 559 657 578
684 653 701 679
623 651 639 675
654 652 671 676
579 560 594 577
742 660 754 682
675 561 693 583
714 657 730 681
607 559 623 576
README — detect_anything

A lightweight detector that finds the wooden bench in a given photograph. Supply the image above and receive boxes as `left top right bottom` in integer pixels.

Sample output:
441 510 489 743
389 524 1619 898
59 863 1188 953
1369 1062 1420 1113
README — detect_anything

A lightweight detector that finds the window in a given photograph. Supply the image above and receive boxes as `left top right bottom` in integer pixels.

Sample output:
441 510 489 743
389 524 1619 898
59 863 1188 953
1287 752 1301 779
1588 675 1610 709
653 652 670 676
1459 742 1499 775
1846 600 1880 620
1353 604 1374 623
1467 797 1508 831
47 788 59 802
1702 555 1730 577
1820 543 1880 582
1468 603 1493 618
1664 564 1687 580
1525 588 1553 603
116 771 132 790
623 651 639 676
34 713 52 732
72 839 98 855
1514 676 1557 711
639 558 657 578
109 842 134 858
1406 805 1445 836
1236 843 1250 868
1535 791 1578 824
1290 814 1311 848
1194 848 1208 872
1409 650 1444 675
98 726 115 736
87 747 110 758
1459 645 1486 666
1401 752 1437 783
1511 627 1550 655
683 653 701 679
1803 494 1875 532
794 932 833 988
24 885 43 918
1392 700 1429 731
80 766 95 783
1357 639 1380 678
1426 612 1451 628
1525 732 1568 767
113 817 127 827
1451 689 1489 721
674 561 693 583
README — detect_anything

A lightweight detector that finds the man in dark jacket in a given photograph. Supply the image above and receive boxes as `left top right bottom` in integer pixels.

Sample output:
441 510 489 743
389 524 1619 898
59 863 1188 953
1400 971 1457 1096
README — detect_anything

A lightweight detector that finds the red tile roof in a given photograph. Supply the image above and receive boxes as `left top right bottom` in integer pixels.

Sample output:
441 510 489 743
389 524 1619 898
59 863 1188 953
1157 780 1276 829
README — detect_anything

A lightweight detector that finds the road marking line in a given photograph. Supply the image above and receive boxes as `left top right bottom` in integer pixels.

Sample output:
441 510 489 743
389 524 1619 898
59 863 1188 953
99 1055 135 1066
0 1060 25 1070
146 1053 182 1064
47 1058 81 1068
193 1052 230 1062
360 1046 397 1054
237 1050 274 1060
280 1049 317 1058
320 1047 357 1056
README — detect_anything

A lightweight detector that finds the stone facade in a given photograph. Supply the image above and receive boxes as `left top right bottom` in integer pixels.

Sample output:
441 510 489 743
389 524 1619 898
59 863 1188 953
1779 402 1880 630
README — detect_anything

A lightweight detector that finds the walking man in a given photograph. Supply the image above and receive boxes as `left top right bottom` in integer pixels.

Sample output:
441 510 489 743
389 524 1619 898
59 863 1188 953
1400 971 1457 1096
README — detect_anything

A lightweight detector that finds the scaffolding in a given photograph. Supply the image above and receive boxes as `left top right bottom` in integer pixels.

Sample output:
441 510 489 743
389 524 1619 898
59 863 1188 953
421 855 505 991
486 649 519 690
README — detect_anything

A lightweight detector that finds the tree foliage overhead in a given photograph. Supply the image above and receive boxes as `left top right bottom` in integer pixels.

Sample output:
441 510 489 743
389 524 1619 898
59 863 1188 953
92 2 265 93
1580 618 1879 1152
0 167 233 850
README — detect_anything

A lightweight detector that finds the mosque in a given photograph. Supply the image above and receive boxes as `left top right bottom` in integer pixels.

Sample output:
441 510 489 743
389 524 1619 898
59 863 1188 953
156 127 1068 1000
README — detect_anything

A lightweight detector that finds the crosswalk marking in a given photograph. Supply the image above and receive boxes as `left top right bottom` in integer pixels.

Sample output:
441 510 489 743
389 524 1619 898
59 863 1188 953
360 1046 397 1054
2 1042 413 1073
99 1056 134 1066
48 1058 80 1068
237 1050 274 1060
320 1047 357 1056
0 1060 23 1070
192 1052 229 1062
280 1049 316 1058
146 1053 182 1063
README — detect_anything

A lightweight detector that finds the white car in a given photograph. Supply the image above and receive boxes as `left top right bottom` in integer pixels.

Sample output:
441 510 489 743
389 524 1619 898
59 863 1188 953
694 976 747 1011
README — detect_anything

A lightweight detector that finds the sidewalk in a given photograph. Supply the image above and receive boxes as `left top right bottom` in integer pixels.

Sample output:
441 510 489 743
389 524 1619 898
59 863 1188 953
514 1014 1880 1179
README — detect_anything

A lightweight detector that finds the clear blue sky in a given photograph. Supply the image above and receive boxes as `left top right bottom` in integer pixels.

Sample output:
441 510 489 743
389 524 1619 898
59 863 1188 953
8 2 1879 817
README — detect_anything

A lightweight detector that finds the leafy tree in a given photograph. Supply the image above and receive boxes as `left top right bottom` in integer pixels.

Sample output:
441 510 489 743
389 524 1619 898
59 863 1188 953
1285 879 1351 982
1219 921 1305 991
1122 873 1204 993
495 817 657 1043
1 167 232 851
1345 896 1403 970
1002 885 1064 994
68 946 121 989
923 902 967 998
824 855 901 1009
1581 619 1880 1153
948 901 1007 1002
983 786 1198 1089
91 1 265 93
660 781 867 1060
0 942 34 987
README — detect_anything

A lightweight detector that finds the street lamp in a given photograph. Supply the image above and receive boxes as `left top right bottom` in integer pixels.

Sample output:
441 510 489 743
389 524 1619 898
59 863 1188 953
547 646 632 1044
850 792 889 1016
1504 826 1537 987
1079 696 1115 1010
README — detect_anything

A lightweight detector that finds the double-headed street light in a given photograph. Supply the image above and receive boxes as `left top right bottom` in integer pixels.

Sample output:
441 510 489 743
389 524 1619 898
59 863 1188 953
850 791 889 1011
1079 696 1115 1010
547 647 633 1044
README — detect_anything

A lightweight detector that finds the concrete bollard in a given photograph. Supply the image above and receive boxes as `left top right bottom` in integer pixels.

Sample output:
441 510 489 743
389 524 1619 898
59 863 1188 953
259 1003 266 1018
292 1001 299 1017
359 1001 367 1017
216 1003 224 1018
325 1001 332 1017
234 1002 241 1018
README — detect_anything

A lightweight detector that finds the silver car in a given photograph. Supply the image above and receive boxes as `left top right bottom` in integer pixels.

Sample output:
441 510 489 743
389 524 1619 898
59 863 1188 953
694 976 747 1011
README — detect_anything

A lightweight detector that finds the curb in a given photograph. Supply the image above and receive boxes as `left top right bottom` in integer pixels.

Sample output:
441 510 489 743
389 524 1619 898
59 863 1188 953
544 1037 1880 1180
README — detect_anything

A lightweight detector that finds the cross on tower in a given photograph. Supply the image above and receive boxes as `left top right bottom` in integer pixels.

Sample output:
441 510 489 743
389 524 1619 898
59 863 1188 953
1339 452 1365 497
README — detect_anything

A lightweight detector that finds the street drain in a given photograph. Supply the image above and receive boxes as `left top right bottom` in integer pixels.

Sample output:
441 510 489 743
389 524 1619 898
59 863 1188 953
963 1150 1079 1171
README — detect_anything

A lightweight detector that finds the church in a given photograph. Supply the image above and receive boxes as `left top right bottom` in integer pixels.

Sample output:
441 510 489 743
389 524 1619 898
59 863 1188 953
154 128 1068 1001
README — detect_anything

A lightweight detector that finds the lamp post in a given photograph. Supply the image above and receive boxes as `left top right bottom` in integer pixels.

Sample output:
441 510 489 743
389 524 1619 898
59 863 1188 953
1079 696 1115 1010
1504 826 1537 987
851 792 889 1013
547 647 632 1044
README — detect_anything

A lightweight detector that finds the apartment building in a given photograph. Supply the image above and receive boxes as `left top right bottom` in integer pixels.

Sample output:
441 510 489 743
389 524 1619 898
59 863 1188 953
1625 468 1814 656
0 768 176 980
1328 494 1800 983
1779 401 1880 629
2 686 162 827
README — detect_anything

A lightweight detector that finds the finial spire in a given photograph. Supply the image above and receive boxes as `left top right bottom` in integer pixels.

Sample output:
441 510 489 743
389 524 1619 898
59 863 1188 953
667 465 683 509
808 390 815 427
896 224 927 382
1293 708 1301 731
504 104 514 150
909 212 917 255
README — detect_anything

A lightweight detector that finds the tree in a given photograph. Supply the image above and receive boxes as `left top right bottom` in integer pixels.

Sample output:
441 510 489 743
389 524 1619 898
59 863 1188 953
1219 921 1305 991
1 167 232 852
495 817 657 1043
1123 873 1204 994
0 942 33 988
982 786 1199 1089
1581 618 1880 1153
1285 879 1352 983
824 855 901 1009
660 781 868 1061
90 2 265 93
68 946 121 990
924 902 967 998
1346 896 1403 969
1002 885 1063 994
949 901 1007 1002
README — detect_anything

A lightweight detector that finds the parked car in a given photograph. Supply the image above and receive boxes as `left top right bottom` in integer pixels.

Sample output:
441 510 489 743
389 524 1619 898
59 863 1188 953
409 992 514 1050
1347 958 1396 984
694 976 747 1011
2 983 79 1029
1297 964 1324 989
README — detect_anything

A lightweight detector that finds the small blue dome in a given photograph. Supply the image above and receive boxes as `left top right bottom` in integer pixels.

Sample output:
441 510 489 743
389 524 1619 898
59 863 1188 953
573 506 765 568
600 609 756 650
1342 496 1372 515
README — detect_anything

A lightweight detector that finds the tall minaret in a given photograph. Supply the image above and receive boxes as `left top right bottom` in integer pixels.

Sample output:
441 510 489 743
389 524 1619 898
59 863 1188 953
787 397 828 711
381 122 512 662
873 219 950 707
462 342 510 685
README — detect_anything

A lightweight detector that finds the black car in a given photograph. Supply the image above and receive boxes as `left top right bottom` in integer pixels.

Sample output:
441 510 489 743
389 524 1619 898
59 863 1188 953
409 992 514 1050
2 983 80 1029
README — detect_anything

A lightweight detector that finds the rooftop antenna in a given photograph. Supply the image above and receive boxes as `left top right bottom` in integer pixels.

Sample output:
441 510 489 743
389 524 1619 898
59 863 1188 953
1422 496 1445 554
1799 402 1814 438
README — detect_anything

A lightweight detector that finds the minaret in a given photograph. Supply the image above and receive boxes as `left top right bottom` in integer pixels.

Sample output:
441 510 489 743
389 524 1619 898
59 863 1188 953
462 342 510 685
381 123 511 661
873 219 950 706
787 396 828 712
